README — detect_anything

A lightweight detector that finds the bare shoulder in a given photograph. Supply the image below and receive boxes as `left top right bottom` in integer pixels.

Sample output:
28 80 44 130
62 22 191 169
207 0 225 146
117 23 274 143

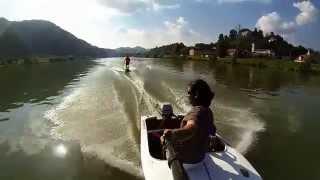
183 106 201 121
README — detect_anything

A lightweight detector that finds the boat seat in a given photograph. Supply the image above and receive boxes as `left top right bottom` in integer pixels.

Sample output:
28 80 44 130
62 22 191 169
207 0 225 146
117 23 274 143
146 116 182 131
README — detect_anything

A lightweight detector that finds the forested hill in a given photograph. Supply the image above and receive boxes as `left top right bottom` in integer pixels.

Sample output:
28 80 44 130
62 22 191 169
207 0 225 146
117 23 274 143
0 18 116 58
115 46 147 56
215 28 311 58
145 43 189 58
145 28 318 59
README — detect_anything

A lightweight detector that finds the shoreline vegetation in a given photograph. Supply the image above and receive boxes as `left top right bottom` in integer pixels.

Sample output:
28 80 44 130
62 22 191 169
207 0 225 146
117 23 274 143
0 56 93 67
215 58 320 74
152 55 320 74
1 55 319 74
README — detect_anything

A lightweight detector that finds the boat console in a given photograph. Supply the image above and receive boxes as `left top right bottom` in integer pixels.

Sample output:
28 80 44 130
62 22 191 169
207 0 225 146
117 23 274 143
146 116 183 160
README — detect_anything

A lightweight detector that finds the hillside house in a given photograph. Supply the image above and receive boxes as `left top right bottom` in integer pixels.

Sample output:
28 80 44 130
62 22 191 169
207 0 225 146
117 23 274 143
240 29 251 37
251 43 274 57
227 49 237 57
189 47 216 58
295 50 311 63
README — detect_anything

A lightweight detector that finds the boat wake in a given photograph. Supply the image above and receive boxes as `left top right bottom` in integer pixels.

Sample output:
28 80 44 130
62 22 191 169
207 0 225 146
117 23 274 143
43 59 265 179
44 63 143 178
214 103 265 153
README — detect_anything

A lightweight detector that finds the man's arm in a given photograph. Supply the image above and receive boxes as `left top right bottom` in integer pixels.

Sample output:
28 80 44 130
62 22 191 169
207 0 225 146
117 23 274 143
164 120 198 143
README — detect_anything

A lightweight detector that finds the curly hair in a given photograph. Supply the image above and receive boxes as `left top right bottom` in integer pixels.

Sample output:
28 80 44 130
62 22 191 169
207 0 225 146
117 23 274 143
188 79 215 107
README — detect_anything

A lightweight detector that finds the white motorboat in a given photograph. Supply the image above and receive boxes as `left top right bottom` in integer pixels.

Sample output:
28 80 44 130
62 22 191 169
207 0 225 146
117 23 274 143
141 113 263 180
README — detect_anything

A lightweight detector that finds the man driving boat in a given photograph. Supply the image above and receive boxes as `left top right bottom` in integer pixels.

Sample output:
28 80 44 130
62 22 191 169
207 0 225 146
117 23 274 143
162 79 216 164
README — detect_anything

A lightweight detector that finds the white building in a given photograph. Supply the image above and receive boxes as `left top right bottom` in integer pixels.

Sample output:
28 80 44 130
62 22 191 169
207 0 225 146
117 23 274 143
295 50 311 63
240 29 251 37
189 48 196 56
251 43 274 57
189 47 216 57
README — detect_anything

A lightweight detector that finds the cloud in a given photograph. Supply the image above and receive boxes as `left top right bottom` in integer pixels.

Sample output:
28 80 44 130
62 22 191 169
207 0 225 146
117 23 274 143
110 17 204 48
193 0 271 3
256 1 319 35
97 0 180 14
294 1 319 25
217 0 272 4
256 12 296 34
97 0 147 13
164 17 188 33
152 3 180 11
159 16 203 46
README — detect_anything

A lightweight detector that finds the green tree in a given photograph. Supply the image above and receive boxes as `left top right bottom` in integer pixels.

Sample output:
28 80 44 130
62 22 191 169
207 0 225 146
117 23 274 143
299 59 312 73
217 34 228 58
229 29 238 40
218 34 224 42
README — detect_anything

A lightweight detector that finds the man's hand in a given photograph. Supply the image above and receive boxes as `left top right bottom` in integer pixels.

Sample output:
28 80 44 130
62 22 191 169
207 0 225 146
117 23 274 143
163 129 172 137
161 129 173 144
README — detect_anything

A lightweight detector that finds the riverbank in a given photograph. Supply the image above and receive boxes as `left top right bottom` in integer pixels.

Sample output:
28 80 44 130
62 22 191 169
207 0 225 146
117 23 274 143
160 55 320 74
0 56 93 67
183 56 319 74
215 58 320 74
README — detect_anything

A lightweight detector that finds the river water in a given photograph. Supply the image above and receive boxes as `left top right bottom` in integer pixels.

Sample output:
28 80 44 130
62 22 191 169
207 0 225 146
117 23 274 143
0 58 319 180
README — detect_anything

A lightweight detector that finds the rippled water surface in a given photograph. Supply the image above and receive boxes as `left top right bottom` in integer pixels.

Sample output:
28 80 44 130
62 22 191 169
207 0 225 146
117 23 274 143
0 58 320 180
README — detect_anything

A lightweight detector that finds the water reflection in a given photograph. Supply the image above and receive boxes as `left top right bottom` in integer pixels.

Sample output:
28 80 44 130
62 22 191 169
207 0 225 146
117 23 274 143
0 139 142 180
0 61 96 112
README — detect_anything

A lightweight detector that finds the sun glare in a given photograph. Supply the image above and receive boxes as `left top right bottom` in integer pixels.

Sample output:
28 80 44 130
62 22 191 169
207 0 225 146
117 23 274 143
54 144 68 158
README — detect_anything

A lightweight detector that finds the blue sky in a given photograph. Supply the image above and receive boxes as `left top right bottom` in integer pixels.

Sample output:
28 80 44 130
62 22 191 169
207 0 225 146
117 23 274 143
0 0 319 50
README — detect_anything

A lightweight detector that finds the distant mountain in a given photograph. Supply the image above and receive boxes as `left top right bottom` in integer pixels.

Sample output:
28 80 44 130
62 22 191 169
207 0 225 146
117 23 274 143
0 18 10 35
0 27 30 57
115 46 148 56
0 18 116 58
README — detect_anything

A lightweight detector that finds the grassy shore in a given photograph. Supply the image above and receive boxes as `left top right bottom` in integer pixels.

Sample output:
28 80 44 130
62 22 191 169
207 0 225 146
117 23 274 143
215 57 320 74
146 55 320 74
